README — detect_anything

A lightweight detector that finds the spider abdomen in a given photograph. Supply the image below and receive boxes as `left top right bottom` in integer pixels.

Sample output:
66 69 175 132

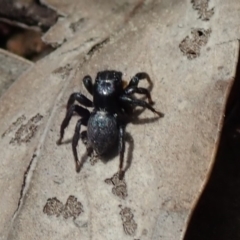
87 111 118 155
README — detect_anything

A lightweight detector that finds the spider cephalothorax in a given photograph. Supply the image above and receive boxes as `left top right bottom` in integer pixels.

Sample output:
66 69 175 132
57 70 163 179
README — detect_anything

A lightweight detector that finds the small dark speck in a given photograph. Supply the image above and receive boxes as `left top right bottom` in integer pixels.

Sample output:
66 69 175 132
206 47 211 51
142 228 148 235
218 66 224 70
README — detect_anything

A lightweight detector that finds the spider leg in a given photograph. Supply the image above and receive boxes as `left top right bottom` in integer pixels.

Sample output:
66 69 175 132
124 72 154 104
72 117 89 172
57 105 90 144
67 92 93 109
127 72 152 88
118 124 126 180
80 130 93 156
120 95 164 117
83 75 93 95
124 86 154 104
80 130 88 145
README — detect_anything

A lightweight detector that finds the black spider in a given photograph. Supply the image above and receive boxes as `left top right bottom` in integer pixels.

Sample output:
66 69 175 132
57 70 163 179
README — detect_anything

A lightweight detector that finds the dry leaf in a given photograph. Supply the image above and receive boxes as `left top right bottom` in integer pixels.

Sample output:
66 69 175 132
0 0 240 239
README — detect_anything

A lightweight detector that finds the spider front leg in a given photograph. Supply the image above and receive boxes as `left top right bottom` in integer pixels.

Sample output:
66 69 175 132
124 87 154 105
83 75 93 95
120 95 164 117
125 72 154 104
128 72 152 88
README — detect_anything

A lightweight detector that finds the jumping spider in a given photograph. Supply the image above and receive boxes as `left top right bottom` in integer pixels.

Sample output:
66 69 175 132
57 70 163 179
